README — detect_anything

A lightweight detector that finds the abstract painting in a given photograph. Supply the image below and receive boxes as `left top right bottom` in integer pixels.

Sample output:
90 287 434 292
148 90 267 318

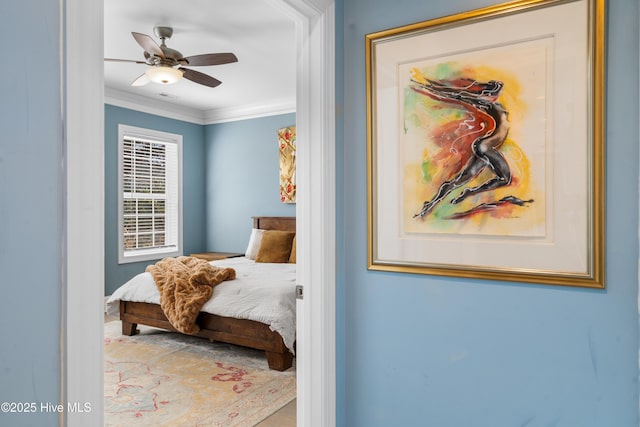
401 42 547 238
366 0 605 288
278 126 296 203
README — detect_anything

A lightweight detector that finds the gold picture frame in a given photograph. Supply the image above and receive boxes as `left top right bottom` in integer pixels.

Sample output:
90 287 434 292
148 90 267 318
366 0 605 288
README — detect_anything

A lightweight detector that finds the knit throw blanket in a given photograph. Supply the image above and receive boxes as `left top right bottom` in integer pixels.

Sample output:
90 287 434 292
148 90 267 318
146 256 236 334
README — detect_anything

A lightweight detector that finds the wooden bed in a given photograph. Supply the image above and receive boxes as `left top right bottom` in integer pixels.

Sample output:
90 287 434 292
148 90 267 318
119 216 296 371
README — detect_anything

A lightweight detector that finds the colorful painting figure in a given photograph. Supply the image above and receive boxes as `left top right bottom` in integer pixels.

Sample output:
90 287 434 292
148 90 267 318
401 49 547 237
411 75 532 219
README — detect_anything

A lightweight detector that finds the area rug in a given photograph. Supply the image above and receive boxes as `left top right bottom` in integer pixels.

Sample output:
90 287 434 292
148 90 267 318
104 321 296 427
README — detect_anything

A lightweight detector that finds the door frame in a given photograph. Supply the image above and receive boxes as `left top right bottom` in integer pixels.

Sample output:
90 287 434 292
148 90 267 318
62 0 336 426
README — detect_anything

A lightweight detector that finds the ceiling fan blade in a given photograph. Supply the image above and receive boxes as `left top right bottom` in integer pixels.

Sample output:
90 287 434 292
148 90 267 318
131 32 164 58
183 53 238 66
105 58 146 64
181 68 222 88
131 73 150 87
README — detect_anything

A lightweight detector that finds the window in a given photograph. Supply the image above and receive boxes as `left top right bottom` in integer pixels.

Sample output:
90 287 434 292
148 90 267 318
118 125 183 264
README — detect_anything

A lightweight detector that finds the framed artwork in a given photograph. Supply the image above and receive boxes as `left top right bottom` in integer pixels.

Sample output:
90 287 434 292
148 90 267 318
278 125 296 203
366 0 605 288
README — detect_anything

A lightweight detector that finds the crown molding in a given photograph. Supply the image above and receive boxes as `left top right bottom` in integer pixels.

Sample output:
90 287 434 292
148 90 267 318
104 86 295 125
104 87 206 124
202 99 296 124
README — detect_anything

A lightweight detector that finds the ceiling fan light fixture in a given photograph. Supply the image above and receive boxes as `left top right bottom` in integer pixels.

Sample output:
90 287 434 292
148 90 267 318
145 66 183 85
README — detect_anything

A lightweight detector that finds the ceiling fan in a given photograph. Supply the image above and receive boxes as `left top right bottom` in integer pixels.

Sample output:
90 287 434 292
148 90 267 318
105 26 238 88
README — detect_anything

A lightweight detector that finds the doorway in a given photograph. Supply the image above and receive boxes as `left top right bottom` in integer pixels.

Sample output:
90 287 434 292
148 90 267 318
63 1 336 426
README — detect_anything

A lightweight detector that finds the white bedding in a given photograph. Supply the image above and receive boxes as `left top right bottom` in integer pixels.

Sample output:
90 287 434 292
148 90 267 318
106 257 297 353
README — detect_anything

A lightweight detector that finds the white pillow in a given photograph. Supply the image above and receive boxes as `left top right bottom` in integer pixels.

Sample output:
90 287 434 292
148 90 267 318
245 228 265 260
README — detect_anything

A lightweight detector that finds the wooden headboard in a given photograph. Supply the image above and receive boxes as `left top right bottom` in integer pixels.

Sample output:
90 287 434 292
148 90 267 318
252 216 296 232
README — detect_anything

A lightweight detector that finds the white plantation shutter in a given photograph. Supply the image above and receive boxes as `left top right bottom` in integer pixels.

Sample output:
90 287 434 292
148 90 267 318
118 125 183 264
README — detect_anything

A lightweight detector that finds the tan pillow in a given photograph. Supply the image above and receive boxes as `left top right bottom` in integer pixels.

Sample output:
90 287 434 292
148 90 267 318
288 235 296 263
255 230 296 263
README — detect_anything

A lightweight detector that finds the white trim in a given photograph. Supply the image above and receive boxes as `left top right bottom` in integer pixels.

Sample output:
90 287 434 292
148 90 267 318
290 2 336 426
63 0 105 425
203 99 296 124
105 87 204 124
105 86 296 125
64 1 336 427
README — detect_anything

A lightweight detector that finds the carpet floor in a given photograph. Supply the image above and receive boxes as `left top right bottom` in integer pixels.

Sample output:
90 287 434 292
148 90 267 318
104 321 296 426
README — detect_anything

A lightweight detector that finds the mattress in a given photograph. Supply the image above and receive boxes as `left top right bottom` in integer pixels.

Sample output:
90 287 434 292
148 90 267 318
106 257 297 353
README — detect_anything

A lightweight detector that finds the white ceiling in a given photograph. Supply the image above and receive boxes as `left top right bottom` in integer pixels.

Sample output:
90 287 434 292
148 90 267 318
104 0 297 123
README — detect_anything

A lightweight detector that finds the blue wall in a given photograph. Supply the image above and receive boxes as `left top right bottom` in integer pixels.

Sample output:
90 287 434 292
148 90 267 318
104 104 207 295
204 114 296 253
0 1 62 425
338 0 639 426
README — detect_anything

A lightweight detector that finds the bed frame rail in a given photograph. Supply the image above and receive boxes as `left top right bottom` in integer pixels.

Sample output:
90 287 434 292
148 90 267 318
120 299 293 371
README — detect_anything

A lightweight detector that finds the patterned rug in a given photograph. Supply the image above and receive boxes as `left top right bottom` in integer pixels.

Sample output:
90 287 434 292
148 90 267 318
104 321 296 426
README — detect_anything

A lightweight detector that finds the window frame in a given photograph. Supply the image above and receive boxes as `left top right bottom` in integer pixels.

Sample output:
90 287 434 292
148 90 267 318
117 124 183 264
